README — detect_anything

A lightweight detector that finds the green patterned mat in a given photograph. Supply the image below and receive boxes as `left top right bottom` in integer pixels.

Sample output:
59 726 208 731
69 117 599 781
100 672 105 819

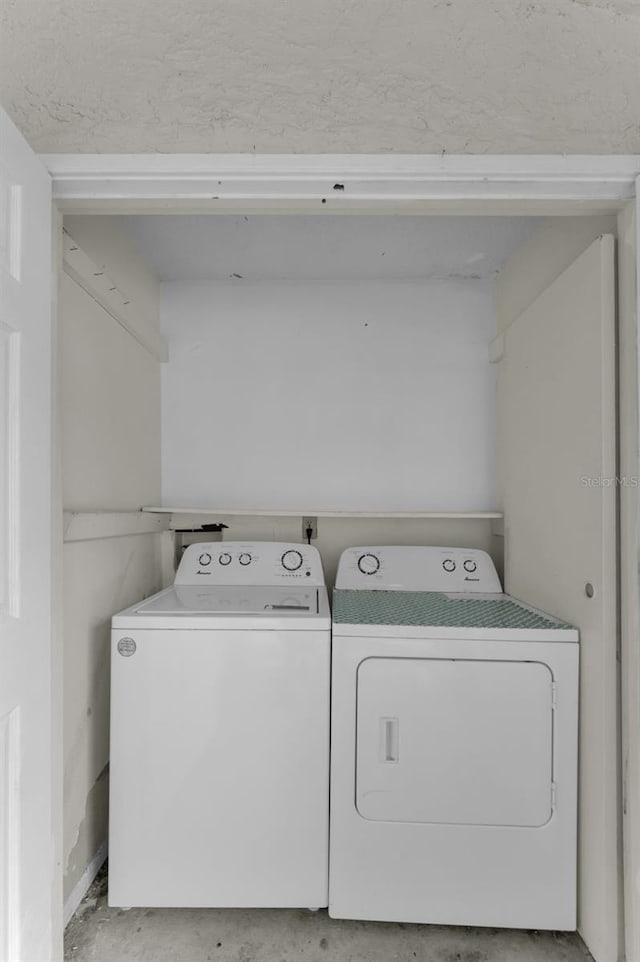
333 590 574 630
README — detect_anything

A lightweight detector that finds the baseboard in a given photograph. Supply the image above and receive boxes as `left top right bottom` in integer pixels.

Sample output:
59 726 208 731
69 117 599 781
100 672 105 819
63 840 108 928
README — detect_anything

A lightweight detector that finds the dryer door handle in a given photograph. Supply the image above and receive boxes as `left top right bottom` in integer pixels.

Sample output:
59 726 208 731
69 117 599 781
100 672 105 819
380 717 399 763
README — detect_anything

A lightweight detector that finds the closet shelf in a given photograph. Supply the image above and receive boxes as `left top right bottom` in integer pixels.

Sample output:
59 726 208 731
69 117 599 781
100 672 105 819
63 510 172 543
142 506 503 520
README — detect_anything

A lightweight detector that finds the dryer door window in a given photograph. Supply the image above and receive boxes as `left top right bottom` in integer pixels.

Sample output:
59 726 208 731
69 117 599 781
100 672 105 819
355 657 554 827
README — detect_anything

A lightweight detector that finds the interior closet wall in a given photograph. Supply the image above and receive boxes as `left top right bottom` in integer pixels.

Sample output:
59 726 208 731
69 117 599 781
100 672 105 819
616 201 640 962
493 212 617 521
60 217 163 912
494 214 620 962
160 278 498 512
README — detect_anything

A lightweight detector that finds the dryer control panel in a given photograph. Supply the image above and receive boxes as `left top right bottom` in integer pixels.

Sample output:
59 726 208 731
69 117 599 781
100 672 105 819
175 541 326 586
335 545 502 593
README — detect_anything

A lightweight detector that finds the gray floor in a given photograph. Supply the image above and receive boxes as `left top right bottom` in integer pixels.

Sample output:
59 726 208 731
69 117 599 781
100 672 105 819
65 865 594 962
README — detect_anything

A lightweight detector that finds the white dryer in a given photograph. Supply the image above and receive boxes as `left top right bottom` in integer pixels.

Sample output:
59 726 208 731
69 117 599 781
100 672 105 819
109 541 330 908
329 545 579 930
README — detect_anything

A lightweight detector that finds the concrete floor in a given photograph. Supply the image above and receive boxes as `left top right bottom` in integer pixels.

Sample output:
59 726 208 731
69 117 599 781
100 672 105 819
65 865 594 962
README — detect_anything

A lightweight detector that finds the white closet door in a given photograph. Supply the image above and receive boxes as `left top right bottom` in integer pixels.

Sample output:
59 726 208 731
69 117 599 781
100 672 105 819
502 235 617 962
0 108 54 961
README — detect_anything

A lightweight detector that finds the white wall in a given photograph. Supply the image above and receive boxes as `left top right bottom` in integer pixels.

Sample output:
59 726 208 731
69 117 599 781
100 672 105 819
161 279 497 512
616 201 640 962
60 217 163 909
60 276 160 510
120 215 537 283
493 213 617 513
64 216 161 324
62 536 162 904
494 215 618 335
495 216 621 962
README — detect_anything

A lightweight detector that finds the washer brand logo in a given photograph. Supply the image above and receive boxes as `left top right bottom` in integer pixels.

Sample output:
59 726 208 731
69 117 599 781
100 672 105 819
117 637 137 657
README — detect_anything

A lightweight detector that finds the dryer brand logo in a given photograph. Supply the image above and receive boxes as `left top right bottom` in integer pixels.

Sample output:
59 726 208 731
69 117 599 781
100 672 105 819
117 637 137 657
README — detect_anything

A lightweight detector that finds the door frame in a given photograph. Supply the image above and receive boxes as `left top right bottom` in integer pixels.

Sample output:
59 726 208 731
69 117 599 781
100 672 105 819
44 153 639 215
44 153 640 961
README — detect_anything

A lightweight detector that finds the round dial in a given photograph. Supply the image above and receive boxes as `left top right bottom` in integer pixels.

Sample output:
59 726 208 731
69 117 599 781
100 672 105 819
198 552 212 566
281 549 303 572
238 553 252 566
218 552 232 566
358 553 380 575
442 559 456 572
463 559 477 573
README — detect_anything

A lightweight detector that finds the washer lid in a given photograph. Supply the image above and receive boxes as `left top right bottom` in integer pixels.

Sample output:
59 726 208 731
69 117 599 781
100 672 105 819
133 585 322 616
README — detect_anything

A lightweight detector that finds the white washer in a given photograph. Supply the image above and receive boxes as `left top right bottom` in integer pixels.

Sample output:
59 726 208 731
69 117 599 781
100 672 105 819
109 541 330 908
329 545 579 930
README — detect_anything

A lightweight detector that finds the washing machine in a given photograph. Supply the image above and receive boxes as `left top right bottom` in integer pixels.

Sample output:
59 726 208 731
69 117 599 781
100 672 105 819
329 545 579 930
109 541 330 908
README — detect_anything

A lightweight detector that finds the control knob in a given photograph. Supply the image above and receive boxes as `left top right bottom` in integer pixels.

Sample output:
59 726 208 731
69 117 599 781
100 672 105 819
281 549 303 572
463 559 477 573
358 553 380 575
198 553 212 566
442 559 456 572
218 553 232 566
238 553 252 566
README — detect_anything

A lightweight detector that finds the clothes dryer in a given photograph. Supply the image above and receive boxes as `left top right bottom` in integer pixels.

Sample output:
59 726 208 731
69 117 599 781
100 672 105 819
329 545 578 930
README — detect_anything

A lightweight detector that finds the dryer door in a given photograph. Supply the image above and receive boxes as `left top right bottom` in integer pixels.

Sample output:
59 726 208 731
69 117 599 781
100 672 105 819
356 657 553 827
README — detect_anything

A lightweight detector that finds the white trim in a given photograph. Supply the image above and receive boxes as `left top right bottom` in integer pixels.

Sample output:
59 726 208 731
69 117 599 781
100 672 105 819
63 839 107 928
143 506 503 521
63 510 171 543
51 204 65 958
42 154 640 213
620 181 640 962
41 152 639 959
491 517 505 539
62 229 168 362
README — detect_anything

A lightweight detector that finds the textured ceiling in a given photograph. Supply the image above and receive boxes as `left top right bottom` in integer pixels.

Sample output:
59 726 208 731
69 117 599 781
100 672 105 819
116 214 538 281
1 0 639 154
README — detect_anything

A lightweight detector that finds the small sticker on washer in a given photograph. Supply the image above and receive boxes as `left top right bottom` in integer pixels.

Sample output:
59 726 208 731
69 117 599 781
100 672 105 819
117 637 136 657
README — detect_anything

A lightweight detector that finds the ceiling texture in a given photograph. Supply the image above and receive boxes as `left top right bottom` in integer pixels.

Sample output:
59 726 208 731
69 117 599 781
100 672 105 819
1 0 639 155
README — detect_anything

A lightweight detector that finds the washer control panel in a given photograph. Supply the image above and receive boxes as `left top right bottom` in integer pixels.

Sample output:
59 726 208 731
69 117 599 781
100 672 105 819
175 542 326 586
335 545 502 593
